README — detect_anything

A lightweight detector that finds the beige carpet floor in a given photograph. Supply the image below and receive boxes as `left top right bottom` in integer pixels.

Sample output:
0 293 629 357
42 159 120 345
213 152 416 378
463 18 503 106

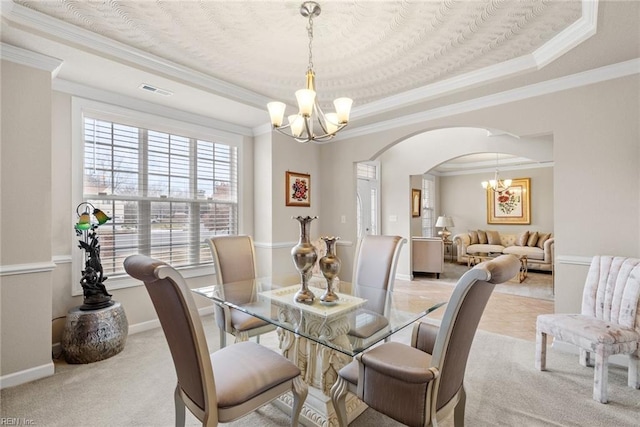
2 313 638 427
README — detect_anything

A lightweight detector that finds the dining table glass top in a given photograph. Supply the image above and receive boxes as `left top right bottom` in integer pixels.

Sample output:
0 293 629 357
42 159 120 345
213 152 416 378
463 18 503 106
193 275 445 357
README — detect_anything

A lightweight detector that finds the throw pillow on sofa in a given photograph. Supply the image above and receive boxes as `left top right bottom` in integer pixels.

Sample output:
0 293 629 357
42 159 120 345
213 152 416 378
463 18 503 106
527 231 539 247
477 230 488 244
486 230 501 245
537 233 551 248
468 230 479 244
516 230 529 246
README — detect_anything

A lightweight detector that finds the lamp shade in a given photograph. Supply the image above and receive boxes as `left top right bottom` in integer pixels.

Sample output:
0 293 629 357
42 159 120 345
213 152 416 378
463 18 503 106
435 216 455 228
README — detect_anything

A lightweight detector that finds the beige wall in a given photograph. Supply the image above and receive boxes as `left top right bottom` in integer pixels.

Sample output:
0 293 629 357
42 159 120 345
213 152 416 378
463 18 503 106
1 61 55 382
439 166 554 237
320 75 640 314
1 55 639 388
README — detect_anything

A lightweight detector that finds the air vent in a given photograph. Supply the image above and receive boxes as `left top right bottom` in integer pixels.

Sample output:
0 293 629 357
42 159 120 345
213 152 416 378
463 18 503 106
138 83 173 96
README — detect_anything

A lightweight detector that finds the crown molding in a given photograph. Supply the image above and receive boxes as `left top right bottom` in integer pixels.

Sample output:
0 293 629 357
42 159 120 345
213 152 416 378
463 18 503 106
351 0 599 121
533 0 598 68
340 58 640 140
0 42 63 77
432 161 555 177
53 78 253 137
5 1 600 128
2 1 270 108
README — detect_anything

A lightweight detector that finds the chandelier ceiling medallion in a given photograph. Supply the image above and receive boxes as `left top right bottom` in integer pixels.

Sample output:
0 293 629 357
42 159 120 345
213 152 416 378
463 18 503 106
482 153 512 193
267 1 353 144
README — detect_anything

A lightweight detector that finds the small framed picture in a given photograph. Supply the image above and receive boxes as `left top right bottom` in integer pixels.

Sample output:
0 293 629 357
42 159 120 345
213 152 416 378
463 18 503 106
285 171 311 207
412 188 421 217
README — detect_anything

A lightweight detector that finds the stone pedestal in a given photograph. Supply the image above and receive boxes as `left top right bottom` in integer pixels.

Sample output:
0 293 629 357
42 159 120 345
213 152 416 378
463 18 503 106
61 301 128 364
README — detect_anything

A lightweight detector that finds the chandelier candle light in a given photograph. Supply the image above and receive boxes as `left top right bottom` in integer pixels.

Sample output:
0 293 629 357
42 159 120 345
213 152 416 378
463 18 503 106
482 153 512 193
267 2 353 143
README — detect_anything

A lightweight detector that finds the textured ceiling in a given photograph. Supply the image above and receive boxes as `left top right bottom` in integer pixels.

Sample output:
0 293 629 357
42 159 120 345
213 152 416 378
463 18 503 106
13 0 583 109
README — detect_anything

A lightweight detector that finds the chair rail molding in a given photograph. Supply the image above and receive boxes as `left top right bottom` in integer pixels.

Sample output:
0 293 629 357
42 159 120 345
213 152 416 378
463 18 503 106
0 261 57 277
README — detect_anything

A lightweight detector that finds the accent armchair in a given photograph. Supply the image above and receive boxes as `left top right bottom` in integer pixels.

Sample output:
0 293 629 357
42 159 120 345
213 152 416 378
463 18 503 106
123 254 307 427
206 235 276 348
536 255 640 403
331 254 521 426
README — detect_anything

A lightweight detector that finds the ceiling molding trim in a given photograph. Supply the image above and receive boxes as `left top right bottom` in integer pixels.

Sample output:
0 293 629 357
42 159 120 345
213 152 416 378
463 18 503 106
432 162 555 177
532 0 599 68
340 58 640 140
351 0 597 121
353 55 537 119
53 79 253 137
0 42 63 77
253 122 273 137
3 2 270 108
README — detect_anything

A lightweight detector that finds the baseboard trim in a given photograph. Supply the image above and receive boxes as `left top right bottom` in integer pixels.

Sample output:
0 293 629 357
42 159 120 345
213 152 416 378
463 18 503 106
0 362 55 390
43 305 216 385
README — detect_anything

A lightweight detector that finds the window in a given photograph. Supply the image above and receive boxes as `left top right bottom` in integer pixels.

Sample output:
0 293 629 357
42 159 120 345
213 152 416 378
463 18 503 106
422 175 436 237
356 162 380 238
75 102 239 293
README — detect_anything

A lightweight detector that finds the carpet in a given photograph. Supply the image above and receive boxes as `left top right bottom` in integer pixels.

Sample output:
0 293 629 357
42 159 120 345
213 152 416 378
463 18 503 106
2 316 638 427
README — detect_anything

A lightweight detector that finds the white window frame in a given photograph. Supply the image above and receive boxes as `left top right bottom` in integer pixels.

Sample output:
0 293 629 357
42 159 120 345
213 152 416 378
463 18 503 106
71 97 242 295
422 174 436 237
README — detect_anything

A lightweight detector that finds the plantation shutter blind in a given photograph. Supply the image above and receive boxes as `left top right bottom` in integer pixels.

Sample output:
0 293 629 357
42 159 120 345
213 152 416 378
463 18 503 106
82 117 238 276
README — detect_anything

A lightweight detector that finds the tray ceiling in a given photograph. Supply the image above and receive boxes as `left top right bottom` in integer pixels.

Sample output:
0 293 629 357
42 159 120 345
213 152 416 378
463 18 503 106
11 0 584 111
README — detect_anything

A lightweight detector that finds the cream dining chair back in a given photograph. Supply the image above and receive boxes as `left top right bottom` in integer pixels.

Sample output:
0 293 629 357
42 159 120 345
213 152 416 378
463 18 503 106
123 255 307 427
536 255 640 403
206 235 276 348
332 255 521 427
347 235 406 343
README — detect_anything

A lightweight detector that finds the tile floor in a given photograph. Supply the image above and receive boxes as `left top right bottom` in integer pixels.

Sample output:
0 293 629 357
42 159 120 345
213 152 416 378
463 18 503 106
394 267 554 342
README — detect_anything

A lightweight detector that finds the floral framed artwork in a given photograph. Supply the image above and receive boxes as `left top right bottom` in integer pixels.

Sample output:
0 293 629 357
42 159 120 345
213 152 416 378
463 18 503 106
487 178 531 224
411 189 422 217
285 171 311 207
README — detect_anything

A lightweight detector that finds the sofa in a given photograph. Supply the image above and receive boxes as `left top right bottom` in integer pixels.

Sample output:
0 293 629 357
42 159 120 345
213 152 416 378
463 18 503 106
453 230 554 272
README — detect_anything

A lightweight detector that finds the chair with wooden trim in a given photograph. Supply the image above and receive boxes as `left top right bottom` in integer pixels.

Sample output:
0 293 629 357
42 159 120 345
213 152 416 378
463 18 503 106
331 255 520 427
347 235 407 344
536 255 640 403
206 235 276 348
124 254 307 427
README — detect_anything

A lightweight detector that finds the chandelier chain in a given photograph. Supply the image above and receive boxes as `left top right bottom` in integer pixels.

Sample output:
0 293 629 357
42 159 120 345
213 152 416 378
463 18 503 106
307 15 314 71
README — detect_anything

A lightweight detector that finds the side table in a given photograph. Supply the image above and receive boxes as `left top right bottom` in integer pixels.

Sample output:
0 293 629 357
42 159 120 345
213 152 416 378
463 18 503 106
443 240 454 262
61 301 128 364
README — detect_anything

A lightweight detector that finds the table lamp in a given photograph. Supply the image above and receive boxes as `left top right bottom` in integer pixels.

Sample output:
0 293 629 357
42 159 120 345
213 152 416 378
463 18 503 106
435 215 455 242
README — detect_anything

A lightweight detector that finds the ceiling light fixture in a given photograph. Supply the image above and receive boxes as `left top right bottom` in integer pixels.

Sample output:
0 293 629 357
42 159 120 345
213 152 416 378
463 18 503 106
482 153 512 193
267 2 353 144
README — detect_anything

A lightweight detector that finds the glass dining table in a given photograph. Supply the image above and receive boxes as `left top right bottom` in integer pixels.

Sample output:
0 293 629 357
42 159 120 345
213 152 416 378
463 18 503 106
193 275 445 426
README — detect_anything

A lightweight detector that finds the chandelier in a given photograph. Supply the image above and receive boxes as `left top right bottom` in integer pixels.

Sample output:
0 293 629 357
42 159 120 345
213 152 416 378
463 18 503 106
267 2 353 144
481 153 512 193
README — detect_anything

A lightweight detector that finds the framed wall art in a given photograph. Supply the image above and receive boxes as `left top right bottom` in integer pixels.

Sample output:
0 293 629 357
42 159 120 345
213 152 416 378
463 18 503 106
487 177 530 224
411 188 422 217
285 171 311 207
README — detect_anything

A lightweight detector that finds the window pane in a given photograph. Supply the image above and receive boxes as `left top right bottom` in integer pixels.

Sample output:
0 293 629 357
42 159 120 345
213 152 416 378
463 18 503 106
82 116 238 276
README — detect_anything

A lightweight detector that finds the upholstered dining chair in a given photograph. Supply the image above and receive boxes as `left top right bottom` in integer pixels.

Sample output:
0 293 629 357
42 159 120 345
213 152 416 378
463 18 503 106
536 255 640 403
347 235 406 343
206 235 276 348
123 255 307 427
331 255 521 427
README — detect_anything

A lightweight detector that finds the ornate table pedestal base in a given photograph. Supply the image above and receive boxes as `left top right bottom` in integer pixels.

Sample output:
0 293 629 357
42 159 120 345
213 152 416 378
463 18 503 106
275 311 366 426
61 301 128 364
273 385 367 427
